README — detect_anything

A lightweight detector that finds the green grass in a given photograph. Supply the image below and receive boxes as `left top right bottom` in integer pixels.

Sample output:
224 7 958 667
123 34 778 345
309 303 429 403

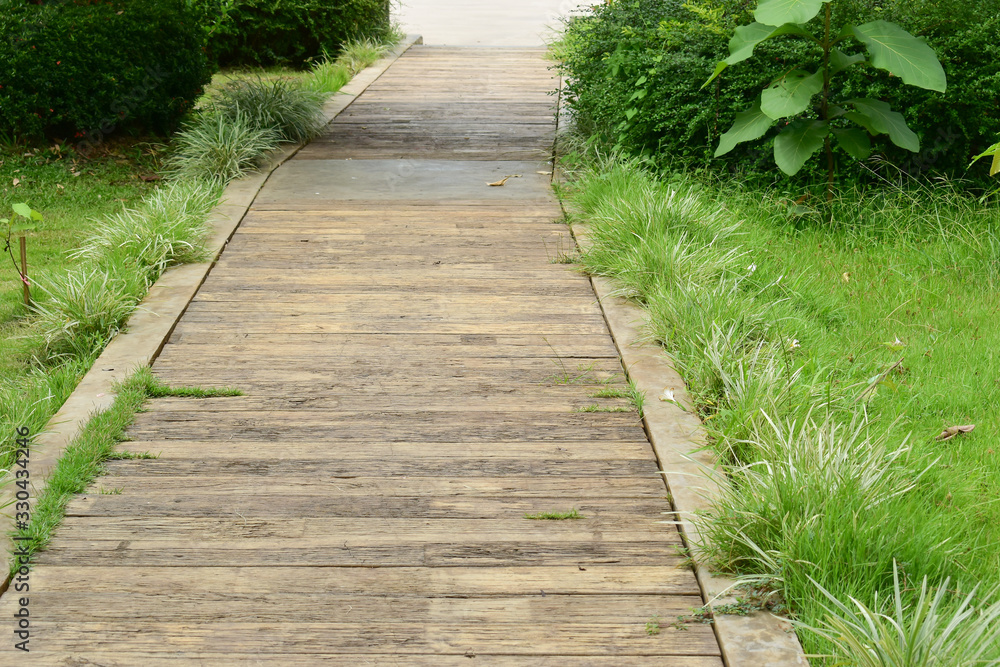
0 144 161 467
560 150 1000 662
7 368 240 572
524 508 584 520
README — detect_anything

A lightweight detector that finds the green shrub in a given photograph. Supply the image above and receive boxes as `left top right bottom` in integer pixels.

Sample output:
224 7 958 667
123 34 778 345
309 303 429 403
214 78 327 142
0 0 214 141
193 0 392 67
558 0 1000 185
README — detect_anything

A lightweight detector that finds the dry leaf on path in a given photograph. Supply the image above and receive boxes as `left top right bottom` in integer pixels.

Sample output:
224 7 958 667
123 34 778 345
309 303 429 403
487 174 521 187
935 424 975 441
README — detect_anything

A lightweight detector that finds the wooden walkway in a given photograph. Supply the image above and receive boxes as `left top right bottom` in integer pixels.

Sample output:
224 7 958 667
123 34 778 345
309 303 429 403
3 47 723 664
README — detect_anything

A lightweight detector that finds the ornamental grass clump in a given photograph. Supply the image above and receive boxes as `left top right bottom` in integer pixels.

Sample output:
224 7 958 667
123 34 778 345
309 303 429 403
164 111 281 184
214 77 327 143
71 180 220 285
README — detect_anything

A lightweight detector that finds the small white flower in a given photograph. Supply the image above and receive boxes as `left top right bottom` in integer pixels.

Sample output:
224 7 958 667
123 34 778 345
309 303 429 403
790 339 801 350
747 263 757 274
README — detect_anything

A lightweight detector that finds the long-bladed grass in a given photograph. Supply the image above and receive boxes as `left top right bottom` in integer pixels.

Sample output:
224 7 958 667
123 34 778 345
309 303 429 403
562 151 1000 662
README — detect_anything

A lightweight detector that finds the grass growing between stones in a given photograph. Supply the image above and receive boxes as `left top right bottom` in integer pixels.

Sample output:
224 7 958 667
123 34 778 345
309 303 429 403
7 367 241 574
559 150 1000 662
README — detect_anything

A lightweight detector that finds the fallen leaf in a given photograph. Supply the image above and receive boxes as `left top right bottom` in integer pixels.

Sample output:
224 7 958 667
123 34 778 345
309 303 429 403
56 183 64 189
935 424 975 441
842 272 850 283
488 177 510 187
12 178 19 186
536 170 552 176
658 388 675 402
139 174 161 182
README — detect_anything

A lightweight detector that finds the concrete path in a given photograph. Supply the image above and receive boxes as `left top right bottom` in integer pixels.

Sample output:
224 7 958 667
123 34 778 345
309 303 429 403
395 0 588 46
0 46 724 664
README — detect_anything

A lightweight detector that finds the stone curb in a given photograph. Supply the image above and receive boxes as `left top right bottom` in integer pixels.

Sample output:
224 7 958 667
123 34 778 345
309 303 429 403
570 225 809 667
0 34 423 584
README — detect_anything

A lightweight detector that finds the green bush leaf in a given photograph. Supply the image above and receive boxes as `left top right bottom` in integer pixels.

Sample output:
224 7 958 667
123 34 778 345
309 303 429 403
971 142 1000 176
774 120 829 175
704 22 814 87
754 0 830 27
847 98 920 152
715 101 775 157
760 70 824 120
832 128 872 161
852 21 947 93
725 22 813 66
829 49 866 76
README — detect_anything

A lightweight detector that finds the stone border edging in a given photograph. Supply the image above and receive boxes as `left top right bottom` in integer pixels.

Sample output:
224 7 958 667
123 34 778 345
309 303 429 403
0 33 423 584
570 225 809 667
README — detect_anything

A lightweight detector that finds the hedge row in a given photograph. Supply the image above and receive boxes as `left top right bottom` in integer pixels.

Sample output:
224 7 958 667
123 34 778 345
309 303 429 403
0 0 392 141
559 0 1000 185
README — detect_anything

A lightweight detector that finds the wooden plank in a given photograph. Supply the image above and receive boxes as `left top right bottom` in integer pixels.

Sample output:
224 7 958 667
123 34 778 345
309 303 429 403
0 621 720 656
95 460 661 480
38 539 679 567
112 440 653 461
83 475 665 498
65 495 671 520
7 594 701 624
50 517 680 542
157 332 619 357
22 565 703 595
0 654 723 667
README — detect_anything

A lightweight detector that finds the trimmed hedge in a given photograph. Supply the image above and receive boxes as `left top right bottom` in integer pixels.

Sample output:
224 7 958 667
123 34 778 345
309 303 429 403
194 0 392 68
0 0 214 142
559 0 1000 185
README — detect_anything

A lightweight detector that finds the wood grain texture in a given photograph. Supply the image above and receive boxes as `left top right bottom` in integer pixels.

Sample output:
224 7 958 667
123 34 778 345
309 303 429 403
0 45 721 663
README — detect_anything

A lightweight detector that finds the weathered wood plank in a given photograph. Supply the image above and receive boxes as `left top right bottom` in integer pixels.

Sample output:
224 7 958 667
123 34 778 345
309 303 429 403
50 517 679 542
23 565 703 595
0 655 723 667
0 621 720 656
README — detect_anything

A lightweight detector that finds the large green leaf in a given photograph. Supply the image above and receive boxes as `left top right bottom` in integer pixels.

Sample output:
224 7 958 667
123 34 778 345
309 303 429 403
832 128 872 161
11 203 32 219
715 101 775 157
852 21 947 92
847 98 920 152
971 142 1000 176
760 70 824 120
705 22 813 86
754 0 830 26
774 120 829 175
829 48 866 76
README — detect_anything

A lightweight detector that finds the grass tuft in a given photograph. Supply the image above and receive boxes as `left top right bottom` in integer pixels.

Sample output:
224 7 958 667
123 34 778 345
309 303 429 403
163 111 280 184
71 180 220 283
214 78 327 143
29 267 144 360
802 562 1000 667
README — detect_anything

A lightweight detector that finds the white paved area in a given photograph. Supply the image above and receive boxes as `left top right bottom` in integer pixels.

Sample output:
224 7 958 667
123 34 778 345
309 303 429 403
394 0 590 46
